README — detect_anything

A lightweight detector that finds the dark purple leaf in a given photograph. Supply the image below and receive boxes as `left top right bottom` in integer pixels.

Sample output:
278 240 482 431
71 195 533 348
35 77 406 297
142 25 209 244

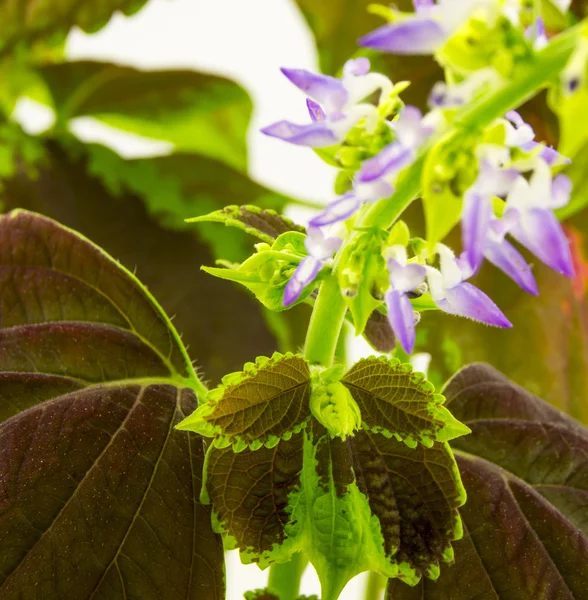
387 363 588 599
0 210 224 599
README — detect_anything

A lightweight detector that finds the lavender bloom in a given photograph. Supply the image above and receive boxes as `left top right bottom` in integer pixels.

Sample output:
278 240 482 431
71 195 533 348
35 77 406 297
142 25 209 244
283 227 342 307
358 0 476 55
261 59 394 148
525 17 547 50
427 244 512 327
357 106 435 187
308 106 435 229
385 245 427 353
505 160 574 277
428 69 500 109
461 192 539 294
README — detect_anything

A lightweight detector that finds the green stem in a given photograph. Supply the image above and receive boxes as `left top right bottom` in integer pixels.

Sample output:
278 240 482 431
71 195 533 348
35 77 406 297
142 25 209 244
267 554 307 600
359 23 580 232
364 571 386 600
303 274 348 366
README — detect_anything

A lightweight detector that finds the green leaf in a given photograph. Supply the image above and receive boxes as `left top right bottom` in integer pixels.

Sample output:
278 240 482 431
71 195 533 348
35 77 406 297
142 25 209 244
0 209 224 598
205 421 465 600
0 0 148 54
341 357 471 447
416 208 588 425
38 61 252 170
1 137 283 384
178 353 312 450
202 235 318 312
188 204 305 244
387 363 588 599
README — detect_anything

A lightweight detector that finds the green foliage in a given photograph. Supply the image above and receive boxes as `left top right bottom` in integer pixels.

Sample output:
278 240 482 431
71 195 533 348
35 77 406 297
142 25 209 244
178 353 312 450
0 210 224 598
37 61 253 170
189 204 306 245
341 357 471 447
203 232 317 311
387 363 588 598
0 0 148 54
192 353 467 598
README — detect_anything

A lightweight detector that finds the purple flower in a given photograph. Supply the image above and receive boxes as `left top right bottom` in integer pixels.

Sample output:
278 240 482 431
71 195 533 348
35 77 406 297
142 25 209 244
358 0 475 55
525 17 547 50
385 246 427 353
261 59 394 148
426 244 512 327
428 69 501 109
504 160 574 277
461 192 539 294
357 106 435 186
283 227 342 307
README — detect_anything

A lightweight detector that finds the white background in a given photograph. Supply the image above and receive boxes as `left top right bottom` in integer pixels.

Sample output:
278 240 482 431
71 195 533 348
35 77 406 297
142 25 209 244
17 0 389 597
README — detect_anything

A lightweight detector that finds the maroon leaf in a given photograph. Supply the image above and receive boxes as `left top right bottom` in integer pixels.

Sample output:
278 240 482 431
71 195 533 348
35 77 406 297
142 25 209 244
0 210 224 599
387 363 588 599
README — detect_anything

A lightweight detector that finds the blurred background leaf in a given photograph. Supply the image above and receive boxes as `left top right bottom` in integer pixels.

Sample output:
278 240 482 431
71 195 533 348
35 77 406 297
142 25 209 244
37 62 252 170
0 0 149 54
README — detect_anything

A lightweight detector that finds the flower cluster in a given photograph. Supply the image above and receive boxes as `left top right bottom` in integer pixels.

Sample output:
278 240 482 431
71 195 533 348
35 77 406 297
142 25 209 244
261 0 575 354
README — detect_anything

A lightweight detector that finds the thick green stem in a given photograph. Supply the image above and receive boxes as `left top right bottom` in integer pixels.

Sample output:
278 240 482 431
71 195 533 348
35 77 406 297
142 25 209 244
267 554 307 600
364 571 386 600
303 274 348 366
358 23 580 232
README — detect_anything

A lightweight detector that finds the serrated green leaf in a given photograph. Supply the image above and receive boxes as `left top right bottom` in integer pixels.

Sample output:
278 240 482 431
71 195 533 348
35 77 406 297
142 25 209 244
188 205 305 244
205 419 465 599
38 61 252 171
0 0 148 54
341 357 471 446
0 210 224 598
387 363 588 598
178 353 312 449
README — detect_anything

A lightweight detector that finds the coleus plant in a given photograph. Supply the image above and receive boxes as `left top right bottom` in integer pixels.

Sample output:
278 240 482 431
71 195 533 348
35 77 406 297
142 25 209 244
1 2 588 600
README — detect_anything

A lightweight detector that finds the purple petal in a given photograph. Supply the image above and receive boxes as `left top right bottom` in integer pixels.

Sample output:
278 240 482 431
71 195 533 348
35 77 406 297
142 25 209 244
306 98 326 122
551 174 572 209
283 257 322 307
438 282 512 327
343 57 371 76
309 194 361 227
506 110 524 128
476 159 519 197
521 141 572 166
358 19 447 55
484 237 539 295
388 259 426 294
413 0 435 8
280 68 348 112
385 289 417 353
357 143 413 183
305 226 342 259
261 120 339 147
510 208 575 277
462 192 492 271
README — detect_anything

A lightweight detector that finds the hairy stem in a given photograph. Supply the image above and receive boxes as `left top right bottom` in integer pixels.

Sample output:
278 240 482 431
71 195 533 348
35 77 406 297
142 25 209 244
304 274 348 365
267 554 307 600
